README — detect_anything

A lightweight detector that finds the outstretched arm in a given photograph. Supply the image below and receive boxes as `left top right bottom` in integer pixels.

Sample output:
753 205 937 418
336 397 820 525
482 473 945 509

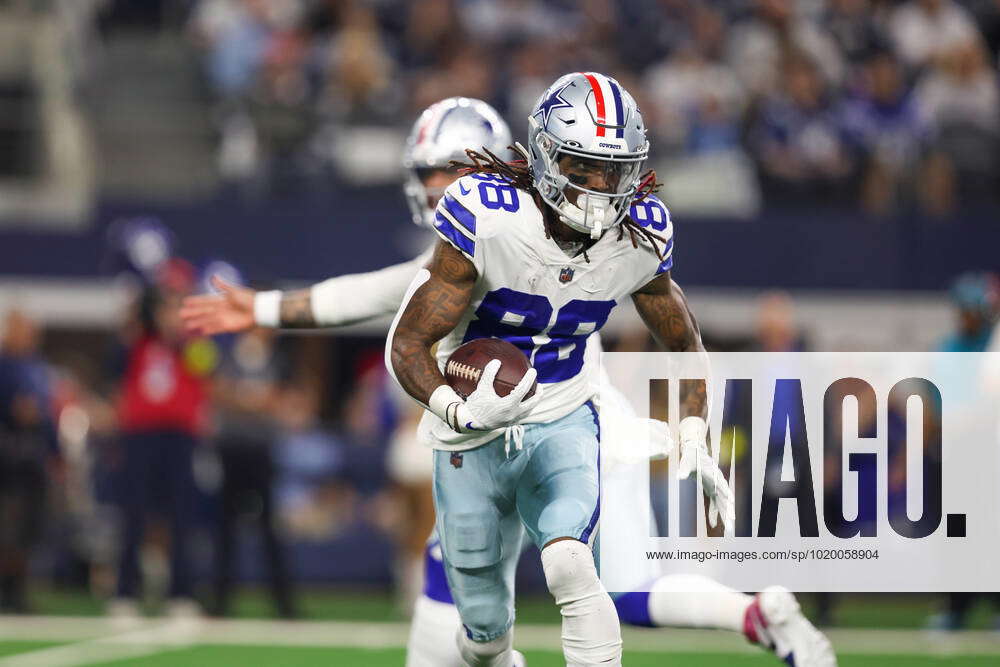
179 250 431 335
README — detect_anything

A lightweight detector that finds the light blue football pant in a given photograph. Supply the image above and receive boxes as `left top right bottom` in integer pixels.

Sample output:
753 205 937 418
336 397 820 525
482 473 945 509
432 401 600 642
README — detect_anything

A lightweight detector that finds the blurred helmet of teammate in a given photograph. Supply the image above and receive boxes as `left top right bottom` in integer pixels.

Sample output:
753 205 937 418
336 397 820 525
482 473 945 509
403 97 513 228
527 72 649 239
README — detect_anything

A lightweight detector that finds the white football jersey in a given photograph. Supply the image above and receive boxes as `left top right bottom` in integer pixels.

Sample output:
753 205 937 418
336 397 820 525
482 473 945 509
420 173 674 451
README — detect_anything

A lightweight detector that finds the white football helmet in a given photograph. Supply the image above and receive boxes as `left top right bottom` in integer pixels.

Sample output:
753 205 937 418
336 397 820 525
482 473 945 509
403 97 512 227
527 72 649 238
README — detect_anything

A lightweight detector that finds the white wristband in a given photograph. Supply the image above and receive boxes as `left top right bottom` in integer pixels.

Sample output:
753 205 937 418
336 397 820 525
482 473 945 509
428 384 471 433
308 287 325 326
253 290 282 328
678 415 708 444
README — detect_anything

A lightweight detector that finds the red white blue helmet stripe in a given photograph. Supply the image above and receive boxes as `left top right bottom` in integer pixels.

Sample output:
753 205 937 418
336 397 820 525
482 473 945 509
580 72 625 139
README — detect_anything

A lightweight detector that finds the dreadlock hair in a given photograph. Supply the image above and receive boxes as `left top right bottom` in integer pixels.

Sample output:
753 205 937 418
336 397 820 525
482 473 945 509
451 147 668 264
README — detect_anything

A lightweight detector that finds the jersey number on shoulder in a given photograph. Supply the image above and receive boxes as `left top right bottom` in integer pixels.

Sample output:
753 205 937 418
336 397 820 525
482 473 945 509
630 198 668 231
470 174 519 213
463 288 614 382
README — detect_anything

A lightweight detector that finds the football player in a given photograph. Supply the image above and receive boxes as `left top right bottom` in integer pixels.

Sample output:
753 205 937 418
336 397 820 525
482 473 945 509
181 93 834 666
385 73 834 667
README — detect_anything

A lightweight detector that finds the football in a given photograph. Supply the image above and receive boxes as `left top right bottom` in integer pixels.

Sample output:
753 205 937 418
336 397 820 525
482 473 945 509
444 337 536 400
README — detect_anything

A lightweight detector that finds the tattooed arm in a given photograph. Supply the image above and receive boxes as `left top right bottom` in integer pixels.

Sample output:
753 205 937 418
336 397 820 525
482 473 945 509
635 271 734 530
632 270 707 419
388 240 477 406
180 281 381 333
388 240 539 431
179 252 431 335
278 289 315 328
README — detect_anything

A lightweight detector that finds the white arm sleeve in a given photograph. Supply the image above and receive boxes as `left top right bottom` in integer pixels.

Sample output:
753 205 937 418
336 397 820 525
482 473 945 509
310 246 433 327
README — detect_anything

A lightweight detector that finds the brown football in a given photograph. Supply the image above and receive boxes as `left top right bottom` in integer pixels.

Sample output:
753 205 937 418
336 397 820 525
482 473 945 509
444 338 537 401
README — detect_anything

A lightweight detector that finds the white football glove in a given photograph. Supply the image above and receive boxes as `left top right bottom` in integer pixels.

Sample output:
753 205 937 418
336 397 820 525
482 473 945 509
461 359 541 431
431 360 542 433
678 416 735 533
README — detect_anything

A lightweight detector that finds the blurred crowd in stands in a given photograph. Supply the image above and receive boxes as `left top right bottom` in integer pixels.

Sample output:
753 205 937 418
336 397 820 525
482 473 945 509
175 0 1000 216
12 0 1000 216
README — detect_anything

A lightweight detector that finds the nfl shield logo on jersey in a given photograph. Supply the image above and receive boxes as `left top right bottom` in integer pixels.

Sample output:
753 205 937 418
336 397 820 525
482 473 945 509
559 267 574 283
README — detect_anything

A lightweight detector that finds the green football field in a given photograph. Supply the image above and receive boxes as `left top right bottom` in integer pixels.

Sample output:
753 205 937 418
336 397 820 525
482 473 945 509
0 589 998 665
0 616 998 666
19 587 1000 629
60 647 1000 666
2 639 999 666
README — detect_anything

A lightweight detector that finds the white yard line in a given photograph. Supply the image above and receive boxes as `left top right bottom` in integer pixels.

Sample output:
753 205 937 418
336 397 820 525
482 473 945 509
0 615 998 665
0 618 201 667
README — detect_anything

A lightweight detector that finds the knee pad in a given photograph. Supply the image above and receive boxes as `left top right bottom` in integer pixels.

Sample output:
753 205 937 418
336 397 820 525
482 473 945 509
537 497 592 543
457 599 513 641
457 628 513 667
540 539 600 605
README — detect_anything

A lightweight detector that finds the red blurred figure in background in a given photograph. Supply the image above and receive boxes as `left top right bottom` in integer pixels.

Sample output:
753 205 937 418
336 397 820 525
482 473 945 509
110 259 217 618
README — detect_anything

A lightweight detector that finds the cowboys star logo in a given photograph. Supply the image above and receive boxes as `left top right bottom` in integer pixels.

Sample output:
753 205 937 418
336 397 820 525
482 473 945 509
534 82 574 128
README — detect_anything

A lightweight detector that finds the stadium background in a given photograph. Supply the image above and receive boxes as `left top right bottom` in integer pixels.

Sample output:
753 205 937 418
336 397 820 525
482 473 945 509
0 0 998 664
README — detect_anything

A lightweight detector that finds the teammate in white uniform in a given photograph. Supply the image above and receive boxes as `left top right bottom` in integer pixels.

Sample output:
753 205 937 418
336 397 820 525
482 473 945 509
181 93 834 666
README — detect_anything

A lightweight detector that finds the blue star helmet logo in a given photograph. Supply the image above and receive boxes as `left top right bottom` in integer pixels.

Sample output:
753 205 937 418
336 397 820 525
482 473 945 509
535 82 574 129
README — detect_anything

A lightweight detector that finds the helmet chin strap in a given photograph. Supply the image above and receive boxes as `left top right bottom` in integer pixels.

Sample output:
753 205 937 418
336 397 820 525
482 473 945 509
588 194 607 239
558 191 615 239
591 219 603 239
